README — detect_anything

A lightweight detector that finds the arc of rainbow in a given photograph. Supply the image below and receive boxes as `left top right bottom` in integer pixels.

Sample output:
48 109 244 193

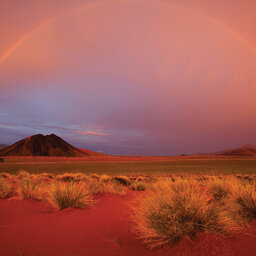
0 0 255 66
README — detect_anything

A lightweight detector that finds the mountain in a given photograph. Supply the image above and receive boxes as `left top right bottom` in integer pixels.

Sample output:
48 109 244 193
214 144 256 156
77 148 104 156
0 134 101 157
0 144 8 150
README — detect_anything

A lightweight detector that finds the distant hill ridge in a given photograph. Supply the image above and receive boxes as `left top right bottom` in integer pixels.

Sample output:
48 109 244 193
214 144 256 156
0 134 102 157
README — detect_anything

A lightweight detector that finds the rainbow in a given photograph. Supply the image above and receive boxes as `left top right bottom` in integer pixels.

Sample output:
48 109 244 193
0 0 255 65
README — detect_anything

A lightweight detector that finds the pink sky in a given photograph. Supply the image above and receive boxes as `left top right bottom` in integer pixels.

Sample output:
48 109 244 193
0 0 256 155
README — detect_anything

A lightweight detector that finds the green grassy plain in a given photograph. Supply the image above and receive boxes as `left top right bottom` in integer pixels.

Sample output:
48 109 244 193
1 156 256 175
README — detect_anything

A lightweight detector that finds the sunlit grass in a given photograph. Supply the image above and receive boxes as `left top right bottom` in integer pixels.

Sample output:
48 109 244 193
86 178 128 196
131 178 239 248
19 177 45 200
0 178 15 198
48 182 94 210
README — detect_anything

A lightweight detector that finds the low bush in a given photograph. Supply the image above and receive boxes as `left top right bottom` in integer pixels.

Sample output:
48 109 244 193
48 182 94 210
131 179 238 248
0 157 4 163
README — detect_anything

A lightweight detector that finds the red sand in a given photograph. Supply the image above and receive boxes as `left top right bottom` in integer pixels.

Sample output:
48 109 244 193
1 193 256 256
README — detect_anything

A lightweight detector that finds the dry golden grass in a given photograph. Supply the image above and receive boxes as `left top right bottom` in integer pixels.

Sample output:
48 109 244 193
85 178 128 196
112 176 131 186
205 176 239 201
230 181 256 221
131 178 239 248
0 178 15 198
17 170 30 179
100 174 111 182
3 171 256 245
48 182 94 210
130 180 149 191
19 177 45 200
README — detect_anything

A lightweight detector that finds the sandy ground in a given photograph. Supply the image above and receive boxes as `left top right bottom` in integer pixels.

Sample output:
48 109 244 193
1 192 256 256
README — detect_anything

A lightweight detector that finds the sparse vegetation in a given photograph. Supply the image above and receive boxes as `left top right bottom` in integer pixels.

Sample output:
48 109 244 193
2 170 256 248
0 157 4 163
3 156 256 175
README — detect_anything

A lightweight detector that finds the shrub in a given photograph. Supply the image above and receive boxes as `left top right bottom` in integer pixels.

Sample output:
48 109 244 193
19 178 44 200
0 178 15 198
131 179 237 248
48 182 94 210
0 157 4 163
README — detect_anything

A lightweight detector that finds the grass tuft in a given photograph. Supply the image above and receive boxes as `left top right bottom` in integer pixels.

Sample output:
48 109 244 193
232 182 256 221
0 178 15 198
48 182 94 210
19 178 44 200
112 176 131 186
131 179 238 248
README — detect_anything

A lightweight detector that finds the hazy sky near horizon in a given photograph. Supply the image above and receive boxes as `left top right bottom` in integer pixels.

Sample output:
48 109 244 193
0 0 256 155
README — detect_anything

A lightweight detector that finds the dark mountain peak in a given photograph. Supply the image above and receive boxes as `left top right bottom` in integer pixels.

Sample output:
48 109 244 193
0 134 102 157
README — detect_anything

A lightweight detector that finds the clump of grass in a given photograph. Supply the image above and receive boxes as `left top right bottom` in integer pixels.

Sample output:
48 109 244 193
48 182 94 210
0 172 12 179
57 173 75 182
19 178 44 200
17 170 30 179
38 173 55 180
231 182 256 221
91 173 100 180
206 176 238 201
0 178 15 198
100 174 111 182
131 180 147 191
112 176 131 186
131 179 237 248
87 178 127 196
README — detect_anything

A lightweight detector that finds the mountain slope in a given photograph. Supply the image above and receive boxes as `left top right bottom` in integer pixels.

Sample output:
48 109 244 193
0 144 8 150
0 134 99 157
214 144 256 156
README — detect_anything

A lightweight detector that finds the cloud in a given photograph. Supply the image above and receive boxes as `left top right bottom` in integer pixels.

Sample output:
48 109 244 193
77 130 108 137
